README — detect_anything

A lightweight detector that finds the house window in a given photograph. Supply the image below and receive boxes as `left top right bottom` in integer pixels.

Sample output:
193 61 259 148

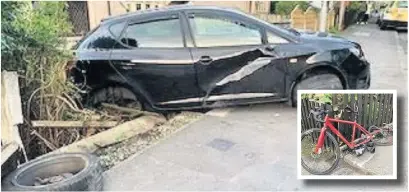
136 4 141 10
146 4 150 9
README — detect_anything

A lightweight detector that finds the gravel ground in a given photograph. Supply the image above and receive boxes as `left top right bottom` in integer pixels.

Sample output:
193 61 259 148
95 111 204 170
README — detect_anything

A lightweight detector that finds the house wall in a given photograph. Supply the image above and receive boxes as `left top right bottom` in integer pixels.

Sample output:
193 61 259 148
87 1 169 29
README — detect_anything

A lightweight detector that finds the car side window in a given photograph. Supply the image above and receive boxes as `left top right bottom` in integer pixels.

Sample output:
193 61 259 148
121 18 183 48
188 14 262 47
267 31 289 44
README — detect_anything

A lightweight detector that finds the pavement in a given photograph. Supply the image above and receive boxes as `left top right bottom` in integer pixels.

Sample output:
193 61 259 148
103 24 407 191
343 145 393 176
397 30 408 54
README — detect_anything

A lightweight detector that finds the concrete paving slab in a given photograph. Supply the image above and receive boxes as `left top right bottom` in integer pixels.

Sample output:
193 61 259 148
344 145 393 176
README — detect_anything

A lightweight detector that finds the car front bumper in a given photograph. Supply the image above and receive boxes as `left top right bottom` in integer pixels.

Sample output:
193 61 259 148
356 61 370 89
382 19 408 28
343 58 371 90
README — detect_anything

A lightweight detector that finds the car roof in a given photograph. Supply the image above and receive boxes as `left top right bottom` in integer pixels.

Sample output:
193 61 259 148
101 5 244 23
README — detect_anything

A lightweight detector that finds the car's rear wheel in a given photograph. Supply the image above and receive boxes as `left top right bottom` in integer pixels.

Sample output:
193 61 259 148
291 74 343 107
88 86 144 111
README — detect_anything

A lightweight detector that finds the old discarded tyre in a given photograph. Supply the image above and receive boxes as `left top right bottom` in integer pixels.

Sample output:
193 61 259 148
292 74 343 107
1 153 103 191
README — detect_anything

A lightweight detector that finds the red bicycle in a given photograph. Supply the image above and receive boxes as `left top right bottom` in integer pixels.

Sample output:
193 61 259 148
301 105 392 175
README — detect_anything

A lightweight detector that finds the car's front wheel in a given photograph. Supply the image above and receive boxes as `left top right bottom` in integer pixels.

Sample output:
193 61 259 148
291 74 343 107
379 22 387 30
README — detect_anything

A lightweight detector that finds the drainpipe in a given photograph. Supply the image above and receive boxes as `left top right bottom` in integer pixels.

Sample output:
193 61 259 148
338 1 346 30
319 0 328 32
107 1 112 16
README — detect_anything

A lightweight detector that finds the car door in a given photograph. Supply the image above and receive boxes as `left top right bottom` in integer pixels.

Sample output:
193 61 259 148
109 12 200 109
184 10 288 106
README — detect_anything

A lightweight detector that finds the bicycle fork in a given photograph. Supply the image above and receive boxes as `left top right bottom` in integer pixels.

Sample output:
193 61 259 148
314 126 327 154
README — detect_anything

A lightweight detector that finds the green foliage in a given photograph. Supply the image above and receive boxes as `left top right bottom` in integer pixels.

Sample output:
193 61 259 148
349 1 366 11
2 1 79 157
302 94 332 104
2 1 73 72
328 26 340 34
274 1 310 15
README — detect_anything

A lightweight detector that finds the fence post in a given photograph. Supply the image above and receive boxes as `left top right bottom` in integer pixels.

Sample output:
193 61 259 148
327 9 335 30
290 5 305 30
305 6 318 31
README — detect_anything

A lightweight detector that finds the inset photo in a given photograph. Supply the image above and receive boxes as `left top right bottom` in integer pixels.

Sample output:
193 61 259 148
297 90 397 180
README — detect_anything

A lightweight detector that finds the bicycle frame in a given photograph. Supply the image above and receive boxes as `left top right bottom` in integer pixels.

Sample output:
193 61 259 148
314 115 380 154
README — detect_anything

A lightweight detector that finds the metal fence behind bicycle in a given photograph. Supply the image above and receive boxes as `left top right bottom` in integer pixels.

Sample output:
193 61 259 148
301 93 393 141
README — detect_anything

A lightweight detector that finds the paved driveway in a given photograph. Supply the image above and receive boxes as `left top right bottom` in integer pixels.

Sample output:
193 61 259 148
103 24 408 191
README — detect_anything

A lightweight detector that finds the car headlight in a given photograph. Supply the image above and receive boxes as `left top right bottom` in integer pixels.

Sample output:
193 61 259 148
349 47 362 58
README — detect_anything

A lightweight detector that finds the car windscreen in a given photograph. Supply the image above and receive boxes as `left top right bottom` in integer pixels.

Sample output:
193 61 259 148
398 1 408 8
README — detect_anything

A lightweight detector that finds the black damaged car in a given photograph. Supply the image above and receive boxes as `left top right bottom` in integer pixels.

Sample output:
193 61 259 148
70 5 370 111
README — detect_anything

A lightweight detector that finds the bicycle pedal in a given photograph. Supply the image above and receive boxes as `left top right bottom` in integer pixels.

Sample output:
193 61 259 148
366 141 376 153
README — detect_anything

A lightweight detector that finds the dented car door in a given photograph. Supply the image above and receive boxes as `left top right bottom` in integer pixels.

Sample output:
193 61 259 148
185 11 287 106
109 12 200 107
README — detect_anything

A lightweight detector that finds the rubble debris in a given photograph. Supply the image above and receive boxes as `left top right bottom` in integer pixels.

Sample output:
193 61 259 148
34 172 74 185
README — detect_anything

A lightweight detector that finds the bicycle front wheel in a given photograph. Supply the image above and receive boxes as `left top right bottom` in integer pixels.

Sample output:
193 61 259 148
301 128 340 175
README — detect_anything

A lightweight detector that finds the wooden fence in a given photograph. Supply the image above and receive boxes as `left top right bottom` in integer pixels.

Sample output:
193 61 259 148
252 13 290 24
301 94 393 141
290 5 336 31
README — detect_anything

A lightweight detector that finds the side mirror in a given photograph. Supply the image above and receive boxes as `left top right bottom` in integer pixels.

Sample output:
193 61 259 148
265 45 276 52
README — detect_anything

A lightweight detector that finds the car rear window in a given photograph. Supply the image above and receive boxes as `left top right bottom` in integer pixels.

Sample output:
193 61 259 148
74 25 100 49
121 18 184 48
109 21 126 38
77 25 117 49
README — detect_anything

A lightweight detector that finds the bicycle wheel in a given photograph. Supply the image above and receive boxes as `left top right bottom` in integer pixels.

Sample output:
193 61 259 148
369 125 393 146
301 128 340 175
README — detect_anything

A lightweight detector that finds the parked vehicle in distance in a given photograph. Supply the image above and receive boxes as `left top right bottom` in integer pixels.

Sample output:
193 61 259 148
69 5 371 112
378 0 408 30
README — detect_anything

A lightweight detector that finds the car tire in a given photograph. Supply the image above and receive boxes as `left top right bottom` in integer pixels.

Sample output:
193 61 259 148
88 86 145 111
291 74 343 107
1 153 103 191
380 22 387 30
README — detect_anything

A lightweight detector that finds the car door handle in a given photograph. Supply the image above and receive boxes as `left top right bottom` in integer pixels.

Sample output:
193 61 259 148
199 56 213 65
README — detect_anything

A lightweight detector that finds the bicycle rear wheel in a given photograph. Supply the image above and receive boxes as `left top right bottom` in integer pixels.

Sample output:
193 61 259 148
301 128 340 175
369 125 393 146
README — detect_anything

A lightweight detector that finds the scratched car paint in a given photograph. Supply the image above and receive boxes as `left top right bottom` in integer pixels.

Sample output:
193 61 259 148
70 5 371 111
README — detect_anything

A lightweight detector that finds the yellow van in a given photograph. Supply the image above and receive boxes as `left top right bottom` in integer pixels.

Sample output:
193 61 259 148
378 0 408 30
